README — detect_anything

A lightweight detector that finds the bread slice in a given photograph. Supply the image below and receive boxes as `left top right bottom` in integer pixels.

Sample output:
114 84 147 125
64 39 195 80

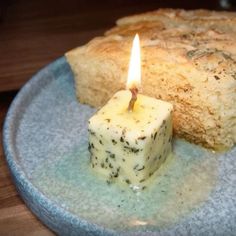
65 9 236 150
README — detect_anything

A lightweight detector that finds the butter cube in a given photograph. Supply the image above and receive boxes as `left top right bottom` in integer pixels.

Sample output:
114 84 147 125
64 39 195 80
88 90 173 190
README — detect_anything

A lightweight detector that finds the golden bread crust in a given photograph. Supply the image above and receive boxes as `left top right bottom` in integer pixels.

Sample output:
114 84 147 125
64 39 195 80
66 9 236 150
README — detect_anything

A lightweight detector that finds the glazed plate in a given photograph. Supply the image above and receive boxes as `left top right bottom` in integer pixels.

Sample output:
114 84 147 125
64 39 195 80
3 57 236 236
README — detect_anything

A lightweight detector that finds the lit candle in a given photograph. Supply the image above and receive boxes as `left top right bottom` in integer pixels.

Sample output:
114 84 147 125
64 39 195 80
127 34 141 112
88 34 173 190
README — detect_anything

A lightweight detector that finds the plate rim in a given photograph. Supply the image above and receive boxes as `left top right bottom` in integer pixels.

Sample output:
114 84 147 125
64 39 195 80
2 56 115 236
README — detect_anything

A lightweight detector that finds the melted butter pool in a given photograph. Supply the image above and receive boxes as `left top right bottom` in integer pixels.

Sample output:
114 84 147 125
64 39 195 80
32 139 219 233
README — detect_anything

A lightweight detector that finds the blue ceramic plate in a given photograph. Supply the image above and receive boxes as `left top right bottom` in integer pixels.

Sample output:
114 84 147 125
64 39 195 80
3 57 236 236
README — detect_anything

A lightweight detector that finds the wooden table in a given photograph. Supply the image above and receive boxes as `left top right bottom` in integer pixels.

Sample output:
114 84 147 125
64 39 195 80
0 0 226 235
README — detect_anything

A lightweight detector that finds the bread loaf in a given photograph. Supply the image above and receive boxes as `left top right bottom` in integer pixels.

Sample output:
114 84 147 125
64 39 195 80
65 9 236 150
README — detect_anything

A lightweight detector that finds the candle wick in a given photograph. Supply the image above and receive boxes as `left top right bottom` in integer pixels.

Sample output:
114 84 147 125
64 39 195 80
128 87 138 112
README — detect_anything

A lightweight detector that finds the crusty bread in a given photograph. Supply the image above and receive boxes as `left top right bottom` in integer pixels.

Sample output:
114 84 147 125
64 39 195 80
65 9 236 150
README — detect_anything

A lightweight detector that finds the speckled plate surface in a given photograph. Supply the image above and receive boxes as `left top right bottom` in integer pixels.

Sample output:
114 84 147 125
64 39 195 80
3 57 236 236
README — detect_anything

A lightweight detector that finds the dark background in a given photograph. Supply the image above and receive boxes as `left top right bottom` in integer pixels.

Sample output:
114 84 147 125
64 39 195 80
0 0 235 92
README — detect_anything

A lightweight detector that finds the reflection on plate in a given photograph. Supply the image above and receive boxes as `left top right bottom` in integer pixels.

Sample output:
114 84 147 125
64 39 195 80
3 57 236 235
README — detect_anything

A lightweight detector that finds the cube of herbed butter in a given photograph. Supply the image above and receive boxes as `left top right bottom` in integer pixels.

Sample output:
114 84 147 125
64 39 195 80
88 90 173 190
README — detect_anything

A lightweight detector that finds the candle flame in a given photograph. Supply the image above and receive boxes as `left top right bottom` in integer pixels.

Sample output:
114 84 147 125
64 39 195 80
126 34 141 90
